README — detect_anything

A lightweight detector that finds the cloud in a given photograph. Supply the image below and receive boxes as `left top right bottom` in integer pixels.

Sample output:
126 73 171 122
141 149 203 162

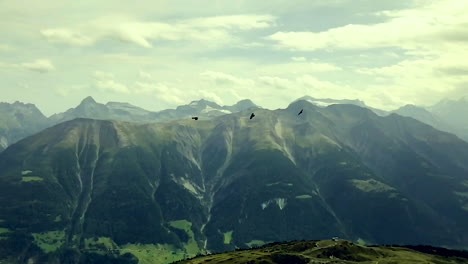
41 28 94 46
0 44 14 51
200 71 254 86
268 0 468 52
188 15 275 30
20 59 55 73
437 65 468 76
291 57 306 62
306 62 342 72
255 60 342 75
41 14 276 48
138 70 152 80
95 79 130 93
258 76 291 89
134 81 185 105
93 71 130 93
199 90 224 104
55 84 87 96
91 71 185 104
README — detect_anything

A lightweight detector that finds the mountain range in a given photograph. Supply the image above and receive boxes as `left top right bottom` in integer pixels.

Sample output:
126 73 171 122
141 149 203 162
0 99 467 264
0 97 258 152
2 96 468 154
0 101 50 152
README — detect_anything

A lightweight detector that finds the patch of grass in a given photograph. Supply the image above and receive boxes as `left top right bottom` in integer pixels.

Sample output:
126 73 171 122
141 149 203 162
246 240 266 247
169 220 201 256
32 230 65 253
54 215 62 222
462 180 468 188
85 237 119 254
351 179 395 193
21 170 33 176
120 243 186 264
169 220 192 230
223 231 233 244
455 191 468 198
295 195 313 199
21 176 43 182
266 182 293 187
0 228 11 234
356 238 369 246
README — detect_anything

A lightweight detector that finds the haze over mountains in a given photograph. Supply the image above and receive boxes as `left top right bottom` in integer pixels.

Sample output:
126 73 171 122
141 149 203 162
0 97 468 263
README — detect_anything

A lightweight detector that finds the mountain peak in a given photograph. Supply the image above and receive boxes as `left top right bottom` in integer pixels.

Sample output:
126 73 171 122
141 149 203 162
81 96 97 105
228 99 258 111
188 99 221 109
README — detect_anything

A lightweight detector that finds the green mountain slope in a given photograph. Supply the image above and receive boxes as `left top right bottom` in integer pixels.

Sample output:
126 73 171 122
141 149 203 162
0 100 468 263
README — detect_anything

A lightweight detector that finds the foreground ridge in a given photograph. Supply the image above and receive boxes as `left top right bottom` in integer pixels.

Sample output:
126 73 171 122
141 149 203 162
176 239 468 264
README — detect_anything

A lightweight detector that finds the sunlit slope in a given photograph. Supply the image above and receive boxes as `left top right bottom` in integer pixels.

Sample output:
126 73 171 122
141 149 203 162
178 240 468 264
1 100 468 263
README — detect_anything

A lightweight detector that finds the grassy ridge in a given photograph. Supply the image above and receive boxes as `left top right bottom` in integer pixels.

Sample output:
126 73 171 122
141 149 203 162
177 240 468 264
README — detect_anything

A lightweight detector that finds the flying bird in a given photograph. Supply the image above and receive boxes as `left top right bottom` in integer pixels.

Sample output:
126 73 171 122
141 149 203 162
250 113 255 120
298 109 303 115
192 117 198 120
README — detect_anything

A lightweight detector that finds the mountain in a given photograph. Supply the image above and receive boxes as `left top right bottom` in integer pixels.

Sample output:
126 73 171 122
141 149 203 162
149 99 258 121
179 240 468 264
0 101 50 152
296 96 388 116
0 97 258 152
1 100 468 263
392 104 450 131
48 96 154 123
49 97 258 124
428 97 468 141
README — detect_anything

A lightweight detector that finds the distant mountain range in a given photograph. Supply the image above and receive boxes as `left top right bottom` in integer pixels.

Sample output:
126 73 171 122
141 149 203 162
1 99 467 263
0 102 50 152
2 95 468 151
0 97 258 152
297 96 468 142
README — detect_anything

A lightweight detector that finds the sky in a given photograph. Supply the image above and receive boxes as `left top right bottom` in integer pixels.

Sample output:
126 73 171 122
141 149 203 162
0 0 467 116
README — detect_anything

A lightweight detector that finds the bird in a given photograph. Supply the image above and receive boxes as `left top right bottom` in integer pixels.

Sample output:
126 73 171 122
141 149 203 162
298 109 303 115
250 113 255 119
192 117 198 120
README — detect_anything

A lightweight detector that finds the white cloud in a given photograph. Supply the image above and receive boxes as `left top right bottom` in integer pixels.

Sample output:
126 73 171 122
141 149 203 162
291 57 306 62
95 79 130 93
306 62 342 72
41 28 94 46
200 71 254 86
55 84 87 97
134 81 185 105
0 44 14 51
93 71 129 93
199 90 224 104
188 15 275 30
268 0 468 53
258 76 291 89
20 59 55 73
255 60 342 75
40 14 276 48
138 70 152 80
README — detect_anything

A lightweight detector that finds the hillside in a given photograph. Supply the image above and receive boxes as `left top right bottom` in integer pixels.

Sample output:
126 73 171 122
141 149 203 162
178 240 468 264
0 100 468 263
